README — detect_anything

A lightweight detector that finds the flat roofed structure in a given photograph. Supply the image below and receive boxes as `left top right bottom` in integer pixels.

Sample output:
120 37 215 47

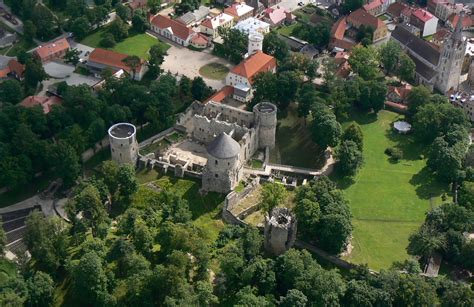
109 123 136 139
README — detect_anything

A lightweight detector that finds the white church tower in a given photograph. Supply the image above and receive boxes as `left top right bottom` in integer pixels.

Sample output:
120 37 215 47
436 11 467 93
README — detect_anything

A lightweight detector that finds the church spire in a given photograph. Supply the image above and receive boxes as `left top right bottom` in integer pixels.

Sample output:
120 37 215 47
453 11 464 41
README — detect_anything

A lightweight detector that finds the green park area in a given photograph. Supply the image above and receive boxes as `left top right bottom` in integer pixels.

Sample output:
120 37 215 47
81 28 170 60
198 63 229 80
135 169 225 243
335 111 447 270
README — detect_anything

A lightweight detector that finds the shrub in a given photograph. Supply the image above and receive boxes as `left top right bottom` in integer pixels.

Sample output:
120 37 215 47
385 147 403 161
100 33 116 48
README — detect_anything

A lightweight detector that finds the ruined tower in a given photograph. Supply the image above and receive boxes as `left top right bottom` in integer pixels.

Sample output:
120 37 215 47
108 123 139 165
254 102 277 149
264 207 297 256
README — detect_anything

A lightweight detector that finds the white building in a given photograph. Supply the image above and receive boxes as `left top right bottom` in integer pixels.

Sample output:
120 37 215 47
200 13 234 39
410 8 439 37
234 17 270 35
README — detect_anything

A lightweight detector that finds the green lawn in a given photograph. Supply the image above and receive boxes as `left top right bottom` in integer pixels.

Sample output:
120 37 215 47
276 23 299 37
81 28 170 60
335 111 447 271
199 63 229 80
135 169 225 243
270 106 325 169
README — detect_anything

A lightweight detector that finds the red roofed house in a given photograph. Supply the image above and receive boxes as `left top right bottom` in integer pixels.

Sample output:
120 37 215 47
20 96 63 114
387 2 409 20
347 9 388 43
329 17 355 51
387 84 412 104
447 13 474 31
0 57 25 80
200 13 234 39
128 0 148 13
410 8 438 37
224 2 254 22
262 7 295 27
34 38 70 63
363 0 383 16
150 15 197 47
225 51 276 102
334 51 351 78
87 48 148 81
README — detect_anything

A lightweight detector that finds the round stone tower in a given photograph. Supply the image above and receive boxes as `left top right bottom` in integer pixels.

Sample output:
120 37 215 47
202 132 243 194
253 102 277 149
264 207 297 256
248 32 263 56
108 123 138 165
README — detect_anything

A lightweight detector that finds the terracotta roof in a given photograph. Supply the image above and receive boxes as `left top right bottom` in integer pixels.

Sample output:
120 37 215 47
329 38 355 51
88 48 145 74
205 85 234 103
387 84 412 100
201 13 234 29
224 2 254 18
20 96 63 114
347 8 386 30
264 7 294 25
448 13 474 29
385 101 408 111
411 8 435 23
331 17 347 40
433 28 450 41
363 0 382 12
401 7 413 18
191 33 208 45
129 0 147 10
230 51 276 83
387 2 408 17
8 59 24 77
151 15 195 40
35 38 70 61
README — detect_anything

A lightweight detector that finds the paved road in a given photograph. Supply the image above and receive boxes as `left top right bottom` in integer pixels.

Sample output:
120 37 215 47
0 0 23 33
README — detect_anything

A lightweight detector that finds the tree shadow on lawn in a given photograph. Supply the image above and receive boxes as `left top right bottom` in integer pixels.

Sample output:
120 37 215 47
342 110 379 126
384 127 427 162
409 166 447 200
329 164 356 190
182 184 224 220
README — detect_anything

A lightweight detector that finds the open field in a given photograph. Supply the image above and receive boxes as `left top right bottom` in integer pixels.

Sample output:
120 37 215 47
198 63 229 80
334 110 447 270
135 169 225 243
270 106 325 169
81 28 170 59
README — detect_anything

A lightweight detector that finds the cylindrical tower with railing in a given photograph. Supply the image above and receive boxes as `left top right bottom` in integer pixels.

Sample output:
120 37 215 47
254 102 277 149
248 32 263 56
108 123 138 165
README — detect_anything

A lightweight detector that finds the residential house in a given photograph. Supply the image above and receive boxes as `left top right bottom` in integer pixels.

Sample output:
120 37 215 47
19 96 63 114
347 9 388 43
0 56 24 80
432 28 450 46
224 3 254 22
225 51 276 102
447 13 474 31
386 84 412 104
410 8 438 37
34 38 70 63
386 2 409 20
329 17 355 51
128 0 148 13
234 17 270 35
200 13 235 39
401 6 413 23
334 51 351 78
87 48 148 81
427 0 463 22
363 0 384 16
262 7 295 27
150 15 197 46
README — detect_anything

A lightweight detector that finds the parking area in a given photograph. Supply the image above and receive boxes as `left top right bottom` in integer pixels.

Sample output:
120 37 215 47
69 42 94 61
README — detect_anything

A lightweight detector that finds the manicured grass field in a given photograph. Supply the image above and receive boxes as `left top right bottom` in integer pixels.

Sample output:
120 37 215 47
198 63 229 80
270 106 325 169
135 169 225 243
81 28 170 60
276 23 299 37
335 111 447 271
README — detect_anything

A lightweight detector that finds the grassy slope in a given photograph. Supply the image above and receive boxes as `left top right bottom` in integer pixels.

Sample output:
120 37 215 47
270 106 325 169
136 169 225 244
336 111 447 270
81 28 170 60
198 63 229 80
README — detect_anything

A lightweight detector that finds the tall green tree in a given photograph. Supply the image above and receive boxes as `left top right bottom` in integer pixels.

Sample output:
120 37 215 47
260 183 287 214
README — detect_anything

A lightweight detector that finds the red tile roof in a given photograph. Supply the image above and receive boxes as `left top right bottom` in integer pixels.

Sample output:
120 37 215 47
191 33 208 45
363 0 382 12
88 48 145 74
387 84 412 100
0 59 25 78
224 3 254 18
151 15 195 40
20 96 63 114
385 101 408 111
230 51 276 83
411 8 435 23
264 7 294 25
205 85 234 103
35 38 70 61
331 17 347 40
129 0 147 10
448 13 474 29
347 8 386 30
387 2 408 17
